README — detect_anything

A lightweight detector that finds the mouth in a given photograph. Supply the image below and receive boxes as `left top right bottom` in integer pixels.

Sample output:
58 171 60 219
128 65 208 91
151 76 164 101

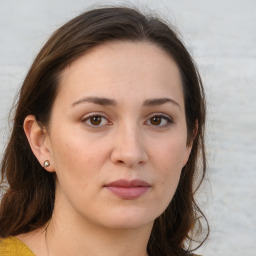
104 179 151 200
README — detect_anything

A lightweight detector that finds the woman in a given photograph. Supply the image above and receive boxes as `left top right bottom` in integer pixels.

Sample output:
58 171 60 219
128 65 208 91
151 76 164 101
0 6 208 256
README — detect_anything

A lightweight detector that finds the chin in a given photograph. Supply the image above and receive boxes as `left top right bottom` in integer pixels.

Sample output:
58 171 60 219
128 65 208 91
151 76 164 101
96 208 157 230
103 219 153 230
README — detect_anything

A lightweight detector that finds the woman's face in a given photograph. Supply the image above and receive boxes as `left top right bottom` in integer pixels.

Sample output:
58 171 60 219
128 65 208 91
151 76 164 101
46 41 192 230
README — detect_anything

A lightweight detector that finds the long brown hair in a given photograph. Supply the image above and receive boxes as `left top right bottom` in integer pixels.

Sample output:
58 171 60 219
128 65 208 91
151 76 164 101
0 6 209 255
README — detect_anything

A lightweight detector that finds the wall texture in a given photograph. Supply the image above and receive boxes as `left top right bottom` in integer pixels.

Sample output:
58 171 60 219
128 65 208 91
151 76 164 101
0 0 255 255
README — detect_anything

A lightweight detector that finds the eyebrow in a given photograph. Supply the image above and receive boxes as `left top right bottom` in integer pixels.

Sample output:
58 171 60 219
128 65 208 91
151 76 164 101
143 98 180 108
72 96 180 108
72 96 117 107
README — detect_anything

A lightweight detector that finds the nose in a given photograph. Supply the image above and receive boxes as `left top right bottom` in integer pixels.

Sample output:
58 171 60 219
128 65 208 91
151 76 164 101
110 125 148 168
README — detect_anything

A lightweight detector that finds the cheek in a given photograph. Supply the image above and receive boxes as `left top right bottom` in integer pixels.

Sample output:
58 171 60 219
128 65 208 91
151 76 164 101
152 138 187 200
153 137 188 171
158 161 182 192
51 126 96 164
50 129 111 189
152 157 182 218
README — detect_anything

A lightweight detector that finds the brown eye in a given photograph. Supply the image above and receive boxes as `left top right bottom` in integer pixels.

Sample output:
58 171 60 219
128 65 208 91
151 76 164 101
90 116 102 126
146 114 172 128
150 116 162 126
82 114 110 128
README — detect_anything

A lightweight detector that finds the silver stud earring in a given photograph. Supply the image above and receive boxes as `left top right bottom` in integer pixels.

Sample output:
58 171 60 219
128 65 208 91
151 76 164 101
43 160 50 168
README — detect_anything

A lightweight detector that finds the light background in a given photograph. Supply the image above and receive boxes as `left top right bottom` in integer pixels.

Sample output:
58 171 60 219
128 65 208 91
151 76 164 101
0 0 255 255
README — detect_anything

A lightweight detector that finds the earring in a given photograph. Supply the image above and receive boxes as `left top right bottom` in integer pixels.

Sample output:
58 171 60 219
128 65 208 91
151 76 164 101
43 160 50 168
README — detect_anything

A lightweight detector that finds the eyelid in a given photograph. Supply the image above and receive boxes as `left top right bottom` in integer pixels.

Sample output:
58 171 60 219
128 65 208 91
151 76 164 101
145 113 173 127
80 112 173 128
81 112 112 128
147 112 173 119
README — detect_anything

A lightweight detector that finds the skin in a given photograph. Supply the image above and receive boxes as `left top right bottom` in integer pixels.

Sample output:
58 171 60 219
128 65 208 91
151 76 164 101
22 41 192 256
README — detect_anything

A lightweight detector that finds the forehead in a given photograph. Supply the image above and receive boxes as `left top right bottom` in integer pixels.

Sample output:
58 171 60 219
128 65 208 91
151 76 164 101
57 41 184 106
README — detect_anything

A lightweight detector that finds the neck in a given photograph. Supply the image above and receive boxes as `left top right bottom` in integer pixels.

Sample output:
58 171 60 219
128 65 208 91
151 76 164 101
45 210 152 256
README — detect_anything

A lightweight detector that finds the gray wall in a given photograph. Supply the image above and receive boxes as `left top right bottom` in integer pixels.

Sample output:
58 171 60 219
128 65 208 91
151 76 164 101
1 0 256 255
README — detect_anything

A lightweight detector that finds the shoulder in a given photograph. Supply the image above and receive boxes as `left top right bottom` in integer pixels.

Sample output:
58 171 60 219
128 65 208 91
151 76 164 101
0 236 35 256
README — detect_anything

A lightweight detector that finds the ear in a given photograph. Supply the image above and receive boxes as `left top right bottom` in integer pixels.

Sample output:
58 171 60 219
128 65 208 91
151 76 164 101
23 115 55 172
182 120 198 167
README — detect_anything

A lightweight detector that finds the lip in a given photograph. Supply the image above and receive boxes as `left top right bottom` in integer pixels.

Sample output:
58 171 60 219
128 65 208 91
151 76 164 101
104 179 151 200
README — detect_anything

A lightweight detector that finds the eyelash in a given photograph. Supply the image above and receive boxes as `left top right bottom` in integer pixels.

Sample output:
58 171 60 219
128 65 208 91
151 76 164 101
81 113 173 128
145 114 173 128
81 114 111 128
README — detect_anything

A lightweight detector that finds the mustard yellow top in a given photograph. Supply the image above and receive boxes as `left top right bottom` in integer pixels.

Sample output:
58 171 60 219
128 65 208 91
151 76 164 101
0 237 35 256
0 236 202 256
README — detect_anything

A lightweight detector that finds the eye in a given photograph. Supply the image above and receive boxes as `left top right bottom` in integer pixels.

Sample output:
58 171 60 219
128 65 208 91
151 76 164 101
82 114 110 127
146 114 173 128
